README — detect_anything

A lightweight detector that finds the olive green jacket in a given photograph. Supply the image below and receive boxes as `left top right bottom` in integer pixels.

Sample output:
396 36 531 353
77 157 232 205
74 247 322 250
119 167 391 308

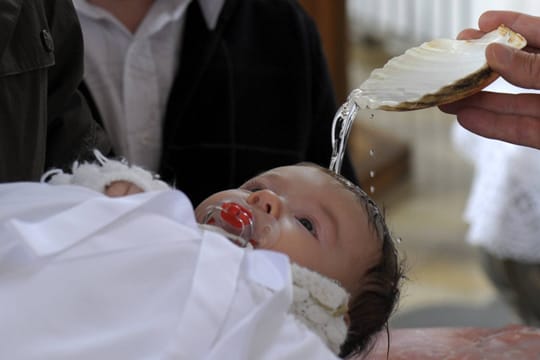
0 0 110 182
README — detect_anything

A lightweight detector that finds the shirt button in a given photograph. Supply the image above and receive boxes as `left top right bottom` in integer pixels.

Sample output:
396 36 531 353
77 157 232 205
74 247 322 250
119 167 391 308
40 29 54 53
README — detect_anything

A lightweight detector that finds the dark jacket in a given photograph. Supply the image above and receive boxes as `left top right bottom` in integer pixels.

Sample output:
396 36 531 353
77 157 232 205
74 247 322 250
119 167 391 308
83 0 357 205
0 0 110 182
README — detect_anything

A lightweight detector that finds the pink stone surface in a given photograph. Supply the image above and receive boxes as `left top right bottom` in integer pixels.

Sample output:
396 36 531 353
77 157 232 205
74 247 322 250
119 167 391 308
364 325 540 359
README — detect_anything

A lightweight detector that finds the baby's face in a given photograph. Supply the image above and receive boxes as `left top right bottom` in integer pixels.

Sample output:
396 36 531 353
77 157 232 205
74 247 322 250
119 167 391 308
195 165 381 294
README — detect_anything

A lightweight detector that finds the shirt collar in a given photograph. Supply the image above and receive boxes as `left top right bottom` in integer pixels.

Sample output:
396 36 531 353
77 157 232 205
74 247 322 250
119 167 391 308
74 0 225 30
198 0 225 29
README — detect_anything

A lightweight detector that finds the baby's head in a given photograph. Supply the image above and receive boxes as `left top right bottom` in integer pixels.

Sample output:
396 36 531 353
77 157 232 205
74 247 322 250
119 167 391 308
195 163 403 356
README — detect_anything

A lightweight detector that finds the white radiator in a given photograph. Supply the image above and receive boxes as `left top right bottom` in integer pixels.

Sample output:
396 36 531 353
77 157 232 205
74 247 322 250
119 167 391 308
348 0 540 54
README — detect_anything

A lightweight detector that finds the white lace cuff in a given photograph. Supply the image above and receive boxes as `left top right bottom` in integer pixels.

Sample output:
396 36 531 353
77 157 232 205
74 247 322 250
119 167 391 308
41 150 170 193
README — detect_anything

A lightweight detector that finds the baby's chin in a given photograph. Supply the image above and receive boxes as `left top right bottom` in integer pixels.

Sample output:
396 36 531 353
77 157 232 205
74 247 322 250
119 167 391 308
199 223 253 248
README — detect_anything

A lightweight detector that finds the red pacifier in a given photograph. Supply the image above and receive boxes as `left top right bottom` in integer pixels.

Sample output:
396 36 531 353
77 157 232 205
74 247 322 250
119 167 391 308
202 200 279 248
220 202 253 232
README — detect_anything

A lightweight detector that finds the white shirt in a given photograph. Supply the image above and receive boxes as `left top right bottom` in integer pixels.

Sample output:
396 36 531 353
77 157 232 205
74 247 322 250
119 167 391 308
74 0 225 171
0 183 338 359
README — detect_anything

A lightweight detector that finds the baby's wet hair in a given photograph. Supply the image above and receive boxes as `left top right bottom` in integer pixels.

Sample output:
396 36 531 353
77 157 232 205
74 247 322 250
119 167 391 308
298 163 404 358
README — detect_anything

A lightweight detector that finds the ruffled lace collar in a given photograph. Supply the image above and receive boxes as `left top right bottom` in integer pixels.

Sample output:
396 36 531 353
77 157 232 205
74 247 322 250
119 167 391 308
290 263 349 354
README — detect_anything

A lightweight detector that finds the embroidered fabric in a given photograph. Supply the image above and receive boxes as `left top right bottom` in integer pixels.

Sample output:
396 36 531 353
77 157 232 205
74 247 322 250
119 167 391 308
452 124 540 263
41 150 170 193
290 263 349 354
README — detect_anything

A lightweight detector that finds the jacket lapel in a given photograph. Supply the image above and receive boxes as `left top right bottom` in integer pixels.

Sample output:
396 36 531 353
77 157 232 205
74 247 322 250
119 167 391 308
164 0 239 141
0 0 23 57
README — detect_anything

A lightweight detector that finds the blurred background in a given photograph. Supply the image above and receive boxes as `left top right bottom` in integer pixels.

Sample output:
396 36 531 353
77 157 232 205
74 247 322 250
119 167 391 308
298 0 540 328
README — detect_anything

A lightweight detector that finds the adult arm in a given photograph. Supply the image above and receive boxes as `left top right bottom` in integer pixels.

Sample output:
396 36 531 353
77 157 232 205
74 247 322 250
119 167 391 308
45 0 111 170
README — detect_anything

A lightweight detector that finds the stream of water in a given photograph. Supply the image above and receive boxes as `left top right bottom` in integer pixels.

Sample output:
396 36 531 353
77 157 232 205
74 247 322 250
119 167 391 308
329 89 362 174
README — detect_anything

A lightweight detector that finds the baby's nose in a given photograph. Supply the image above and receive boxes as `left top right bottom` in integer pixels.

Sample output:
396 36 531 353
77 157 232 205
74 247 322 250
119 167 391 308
246 189 282 219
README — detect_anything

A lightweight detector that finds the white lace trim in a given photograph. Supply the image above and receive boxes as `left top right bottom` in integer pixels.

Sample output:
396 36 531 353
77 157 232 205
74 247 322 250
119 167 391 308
41 150 170 193
452 125 540 262
290 263 349 354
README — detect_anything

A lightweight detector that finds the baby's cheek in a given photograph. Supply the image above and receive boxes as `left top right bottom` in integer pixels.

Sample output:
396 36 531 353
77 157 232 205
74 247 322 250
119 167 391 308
280 236 331 278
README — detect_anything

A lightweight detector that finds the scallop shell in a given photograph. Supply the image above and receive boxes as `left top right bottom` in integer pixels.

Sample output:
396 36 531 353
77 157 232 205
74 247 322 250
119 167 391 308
353 25 527 111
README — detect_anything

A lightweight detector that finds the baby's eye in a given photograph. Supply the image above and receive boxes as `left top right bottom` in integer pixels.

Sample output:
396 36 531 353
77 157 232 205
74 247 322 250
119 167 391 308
241 180 265 192
248 187 263 192
244 186 263 193
297 217 317 236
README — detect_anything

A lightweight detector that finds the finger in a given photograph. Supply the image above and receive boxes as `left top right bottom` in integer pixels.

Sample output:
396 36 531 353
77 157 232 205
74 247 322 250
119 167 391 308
439 92 540 118
456 29 484 40
479 11 540 48
524 45 540 55
478 11 523 31
126 183 144 195
105 181 143 197
105 182 129 197
486 43 540 90
456 108 540 150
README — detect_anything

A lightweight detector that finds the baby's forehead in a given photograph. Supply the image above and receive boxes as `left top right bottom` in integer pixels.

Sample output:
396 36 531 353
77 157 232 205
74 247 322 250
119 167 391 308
323 176 383 245
258 165 370 209
265 164 341 182
253 165 328 185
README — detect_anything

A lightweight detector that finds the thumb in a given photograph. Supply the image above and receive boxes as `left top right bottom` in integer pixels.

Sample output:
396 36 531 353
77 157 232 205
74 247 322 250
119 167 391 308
486 43 540 90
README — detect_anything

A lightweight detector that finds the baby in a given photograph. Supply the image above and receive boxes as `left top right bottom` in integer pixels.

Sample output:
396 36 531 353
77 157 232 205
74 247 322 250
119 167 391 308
195 162 403 356
1 156 402 358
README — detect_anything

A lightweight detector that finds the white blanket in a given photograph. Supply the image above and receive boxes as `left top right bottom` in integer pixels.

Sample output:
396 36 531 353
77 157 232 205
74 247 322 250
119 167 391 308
0 183 338 360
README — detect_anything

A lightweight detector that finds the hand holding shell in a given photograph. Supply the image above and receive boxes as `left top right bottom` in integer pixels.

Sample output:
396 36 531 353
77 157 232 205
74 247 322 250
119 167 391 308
353 25 527 111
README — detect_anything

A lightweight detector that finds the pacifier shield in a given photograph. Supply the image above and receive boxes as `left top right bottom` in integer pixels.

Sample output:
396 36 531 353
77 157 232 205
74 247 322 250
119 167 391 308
201 199 279 249
220 202 252 229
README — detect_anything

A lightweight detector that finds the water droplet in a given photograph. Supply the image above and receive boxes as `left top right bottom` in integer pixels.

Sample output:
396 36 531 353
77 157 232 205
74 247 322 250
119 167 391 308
370 185 375 193
369 149 375 157
369 170 376 178
396 237 402 243
369 113 375 120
